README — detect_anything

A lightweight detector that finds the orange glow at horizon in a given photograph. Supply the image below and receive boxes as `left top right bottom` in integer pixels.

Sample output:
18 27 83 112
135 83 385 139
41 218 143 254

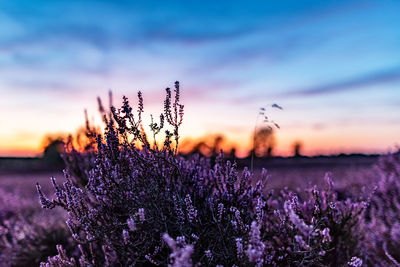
0 84 398 158
1 125 397 158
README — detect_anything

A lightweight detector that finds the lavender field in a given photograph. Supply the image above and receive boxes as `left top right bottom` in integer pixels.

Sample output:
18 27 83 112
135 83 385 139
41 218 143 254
0 84 399 266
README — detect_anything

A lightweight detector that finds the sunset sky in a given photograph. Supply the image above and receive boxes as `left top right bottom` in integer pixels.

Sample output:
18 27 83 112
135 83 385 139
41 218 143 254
0 0 399 157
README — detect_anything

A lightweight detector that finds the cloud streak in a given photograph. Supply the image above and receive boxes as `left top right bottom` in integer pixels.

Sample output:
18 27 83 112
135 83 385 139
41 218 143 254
282 67 400 97
226 66 400 105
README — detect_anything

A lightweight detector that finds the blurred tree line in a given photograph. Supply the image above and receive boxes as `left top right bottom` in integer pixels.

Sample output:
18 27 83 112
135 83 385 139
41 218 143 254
179 126 303 159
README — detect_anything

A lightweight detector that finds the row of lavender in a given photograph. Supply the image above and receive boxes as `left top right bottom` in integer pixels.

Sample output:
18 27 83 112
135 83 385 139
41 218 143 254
1 82 400 266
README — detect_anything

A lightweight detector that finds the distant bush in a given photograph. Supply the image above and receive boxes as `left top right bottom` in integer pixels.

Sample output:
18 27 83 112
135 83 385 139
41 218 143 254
35 82 375 266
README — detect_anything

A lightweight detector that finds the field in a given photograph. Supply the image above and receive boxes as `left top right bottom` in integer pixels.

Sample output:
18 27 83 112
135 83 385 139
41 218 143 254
0 154 378 207
0 152 390 266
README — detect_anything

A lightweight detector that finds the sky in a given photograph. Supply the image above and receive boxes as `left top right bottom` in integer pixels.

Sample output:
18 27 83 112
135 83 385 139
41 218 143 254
0 0 399 157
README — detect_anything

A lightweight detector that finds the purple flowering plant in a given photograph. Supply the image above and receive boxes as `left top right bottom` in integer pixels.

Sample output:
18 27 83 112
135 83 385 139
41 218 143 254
34 81 399 266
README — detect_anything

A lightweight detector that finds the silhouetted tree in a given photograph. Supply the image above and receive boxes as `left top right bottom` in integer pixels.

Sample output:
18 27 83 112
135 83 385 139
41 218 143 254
42 137 65 166
228 147 237 159
252 126 276 158
292 141 303 157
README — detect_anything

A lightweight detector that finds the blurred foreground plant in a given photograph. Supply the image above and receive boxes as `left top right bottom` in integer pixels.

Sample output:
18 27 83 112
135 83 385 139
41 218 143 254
0 188 73 266
365 151 400 265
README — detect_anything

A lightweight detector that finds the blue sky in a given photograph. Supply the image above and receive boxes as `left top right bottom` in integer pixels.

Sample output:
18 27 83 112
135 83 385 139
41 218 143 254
0 0 399 156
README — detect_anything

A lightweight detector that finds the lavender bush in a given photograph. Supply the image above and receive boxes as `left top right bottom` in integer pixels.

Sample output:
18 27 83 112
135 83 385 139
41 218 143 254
33 81 380 266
